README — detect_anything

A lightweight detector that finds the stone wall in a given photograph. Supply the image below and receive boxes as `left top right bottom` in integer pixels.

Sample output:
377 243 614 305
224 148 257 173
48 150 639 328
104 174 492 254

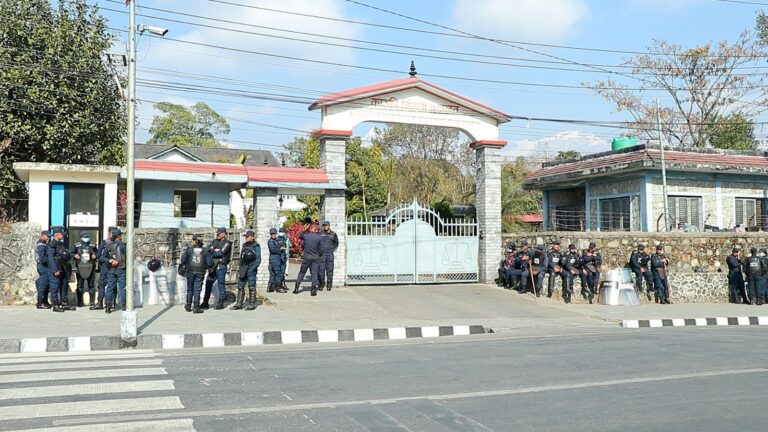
503 231 763 302
0 222 43 305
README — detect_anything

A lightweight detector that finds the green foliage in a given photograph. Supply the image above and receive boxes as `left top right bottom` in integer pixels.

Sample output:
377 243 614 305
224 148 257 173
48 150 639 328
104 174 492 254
0 0 125 200
706 113 755 151
345 138 386 217
501 158 542 233
147 102 229 147
554 150 581 161
283 135 319 167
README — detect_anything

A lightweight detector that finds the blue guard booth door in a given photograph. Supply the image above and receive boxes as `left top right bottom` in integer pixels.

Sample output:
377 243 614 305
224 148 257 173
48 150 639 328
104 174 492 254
49 183 104 249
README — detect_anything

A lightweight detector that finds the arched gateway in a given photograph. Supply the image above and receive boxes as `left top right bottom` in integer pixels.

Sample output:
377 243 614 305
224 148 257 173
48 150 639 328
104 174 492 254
308 66 511 285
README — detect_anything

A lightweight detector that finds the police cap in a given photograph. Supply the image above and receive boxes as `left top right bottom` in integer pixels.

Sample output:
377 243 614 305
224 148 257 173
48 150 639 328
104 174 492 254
52 226 64 234
322 220 330 226
278 227 286 233
751 247 758 254
111 227 123 236
568 243 576 249
656 244 664 250
520 241 528 247
245 230 256 237
638 244 646 250
216 227 227 234
588 242 597 249
80 231 90 237
269 228 277 234
551 240 561 245
40 230 49 236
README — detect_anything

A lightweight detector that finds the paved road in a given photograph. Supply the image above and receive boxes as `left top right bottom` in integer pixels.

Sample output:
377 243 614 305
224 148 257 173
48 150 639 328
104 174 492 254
1 327 767 431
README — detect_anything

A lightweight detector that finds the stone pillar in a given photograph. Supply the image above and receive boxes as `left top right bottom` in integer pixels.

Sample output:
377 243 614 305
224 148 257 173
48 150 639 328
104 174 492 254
253 187 278 288
473 141 504 283
316 130 350 287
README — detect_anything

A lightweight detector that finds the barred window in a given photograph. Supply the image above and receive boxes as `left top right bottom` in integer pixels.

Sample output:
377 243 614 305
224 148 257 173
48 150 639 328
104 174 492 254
667 196 702 230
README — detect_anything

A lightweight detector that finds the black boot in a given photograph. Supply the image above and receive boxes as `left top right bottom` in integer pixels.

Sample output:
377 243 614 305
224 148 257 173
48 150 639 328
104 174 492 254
293 284 300 294
245 287 256 311
185 303 192 312
37 300 51 309
327 283 332 292
214 299 225 310
193 304 204 314
90 298 103 310
76 292 85 308
230 288 244 310
267 283 274 293
311 287 317 296
278 283 288 293
52 302 65 312
105 302 113 314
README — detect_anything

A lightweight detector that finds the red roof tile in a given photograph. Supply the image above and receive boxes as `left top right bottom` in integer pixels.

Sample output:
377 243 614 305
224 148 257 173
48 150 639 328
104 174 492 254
135 160 247 176
246 166 329 183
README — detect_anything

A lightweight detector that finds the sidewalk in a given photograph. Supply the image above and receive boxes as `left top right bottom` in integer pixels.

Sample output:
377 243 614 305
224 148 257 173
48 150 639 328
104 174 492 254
0 284 765 352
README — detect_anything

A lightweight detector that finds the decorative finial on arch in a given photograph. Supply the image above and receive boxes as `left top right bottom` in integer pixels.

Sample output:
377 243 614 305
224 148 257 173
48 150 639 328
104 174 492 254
408 61 417 78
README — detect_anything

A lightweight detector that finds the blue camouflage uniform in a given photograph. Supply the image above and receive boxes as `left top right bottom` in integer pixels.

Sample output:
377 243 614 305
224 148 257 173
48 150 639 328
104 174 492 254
47 227 69 310
294 229 322 295
35 231 50 307
318 222 339 291
267 229 285 291
203 228 232 309
104 229 127 313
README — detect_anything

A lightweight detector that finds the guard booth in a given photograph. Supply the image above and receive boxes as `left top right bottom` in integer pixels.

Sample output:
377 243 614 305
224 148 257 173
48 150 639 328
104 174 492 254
346 200 478 284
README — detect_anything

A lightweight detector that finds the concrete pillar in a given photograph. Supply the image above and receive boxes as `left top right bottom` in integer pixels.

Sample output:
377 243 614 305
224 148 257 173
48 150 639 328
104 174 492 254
316 130 350 286
474 141 504 283
253 187 278 287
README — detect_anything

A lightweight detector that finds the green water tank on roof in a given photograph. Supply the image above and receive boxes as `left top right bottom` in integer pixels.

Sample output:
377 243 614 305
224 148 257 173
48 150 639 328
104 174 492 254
611 136 638 150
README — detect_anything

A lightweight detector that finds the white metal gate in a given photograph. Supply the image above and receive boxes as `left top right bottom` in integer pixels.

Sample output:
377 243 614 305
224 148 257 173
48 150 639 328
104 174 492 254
346 200 478 285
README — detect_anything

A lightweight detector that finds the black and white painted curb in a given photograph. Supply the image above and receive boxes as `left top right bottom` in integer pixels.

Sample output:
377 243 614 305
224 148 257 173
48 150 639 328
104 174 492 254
0 325 487 353
622 316 768 328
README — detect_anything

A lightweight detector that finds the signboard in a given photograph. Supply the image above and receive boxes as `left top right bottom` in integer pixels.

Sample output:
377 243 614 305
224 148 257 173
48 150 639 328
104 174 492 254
68 213 99 227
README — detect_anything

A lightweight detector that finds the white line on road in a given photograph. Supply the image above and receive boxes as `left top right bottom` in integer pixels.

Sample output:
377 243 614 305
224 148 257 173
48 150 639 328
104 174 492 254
0 359 162 373
6 418 196 432
0 368 167 384
53 368 768 426
0 380 176 401
0 353 158 365
0 350 157 360
0 396 184 421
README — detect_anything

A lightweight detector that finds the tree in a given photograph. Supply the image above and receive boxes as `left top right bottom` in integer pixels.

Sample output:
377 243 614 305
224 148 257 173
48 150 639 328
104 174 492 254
587 32 768 149
148 102 229 147
283 136 319 167
501 158 542 233
0 0 125 202
706 113 755 151
554 150 581 161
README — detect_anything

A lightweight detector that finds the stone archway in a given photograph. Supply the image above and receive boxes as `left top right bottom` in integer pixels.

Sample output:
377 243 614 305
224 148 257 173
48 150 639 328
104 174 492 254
309 68 511 284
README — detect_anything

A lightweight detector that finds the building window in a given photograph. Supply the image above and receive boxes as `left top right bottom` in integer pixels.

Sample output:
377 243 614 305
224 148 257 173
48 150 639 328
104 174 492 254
599 197 631 231
667 196 702 230
551 205 584 231
173 190 197 218
735 198 764 228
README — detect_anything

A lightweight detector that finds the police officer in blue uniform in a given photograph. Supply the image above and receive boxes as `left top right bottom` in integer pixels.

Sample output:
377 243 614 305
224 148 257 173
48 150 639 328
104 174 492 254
651 244 671 304
71 231 97 307
522 246 548 297
580 242 602 304
726 248 746 304
294 223 322 296
513 241 532 293
278 227 290 291
47 226 72 312
744 247 762 305
498 243 516 289
104 228 127 314
180 235 208 314
35 230 51 309
561 243 580 304
546 240 563 298
203 227 232 310
93 226 115 310
233 230 261 310
267 228 287 293
318 221 339 291
629 244 654 301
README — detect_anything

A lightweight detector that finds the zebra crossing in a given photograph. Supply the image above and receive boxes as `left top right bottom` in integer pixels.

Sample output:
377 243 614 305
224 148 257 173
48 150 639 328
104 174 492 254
0 350 195 432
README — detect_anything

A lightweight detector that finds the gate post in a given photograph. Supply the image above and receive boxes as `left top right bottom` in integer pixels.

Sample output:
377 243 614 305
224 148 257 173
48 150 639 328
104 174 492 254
253 187 278 288
314 130 351 286
473 141 506 283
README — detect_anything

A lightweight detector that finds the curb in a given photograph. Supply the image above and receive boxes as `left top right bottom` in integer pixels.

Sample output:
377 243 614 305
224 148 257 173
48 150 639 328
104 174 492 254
0 325 488 353
622 316 768 328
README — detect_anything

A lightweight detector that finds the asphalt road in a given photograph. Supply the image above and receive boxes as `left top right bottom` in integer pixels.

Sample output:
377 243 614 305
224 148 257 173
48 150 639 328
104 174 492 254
2 327 768 431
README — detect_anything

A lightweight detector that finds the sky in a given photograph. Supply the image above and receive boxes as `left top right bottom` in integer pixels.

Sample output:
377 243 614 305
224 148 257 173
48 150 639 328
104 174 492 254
89 0 767 160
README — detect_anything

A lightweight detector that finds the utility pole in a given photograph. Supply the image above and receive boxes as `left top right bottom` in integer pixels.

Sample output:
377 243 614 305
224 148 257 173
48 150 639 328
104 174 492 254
121 0 138 347
656 98 670 232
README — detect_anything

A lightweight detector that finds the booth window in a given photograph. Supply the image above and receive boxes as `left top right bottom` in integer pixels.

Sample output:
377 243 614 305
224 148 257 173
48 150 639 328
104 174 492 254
173 190 197 218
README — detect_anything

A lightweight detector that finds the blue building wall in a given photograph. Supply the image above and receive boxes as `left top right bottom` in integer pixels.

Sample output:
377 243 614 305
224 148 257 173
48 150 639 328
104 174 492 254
138 180 232 228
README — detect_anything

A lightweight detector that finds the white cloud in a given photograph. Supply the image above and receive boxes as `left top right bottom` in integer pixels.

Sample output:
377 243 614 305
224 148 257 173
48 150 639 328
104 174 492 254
138 0 361 75
503 130 609 158
451 0 589 44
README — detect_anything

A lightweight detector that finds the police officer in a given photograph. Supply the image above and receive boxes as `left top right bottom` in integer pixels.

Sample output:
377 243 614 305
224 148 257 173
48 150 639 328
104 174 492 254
758 248 768 306
35 230 51 309
71 231 97 308
651 245 671 304
726 248 747 304
233 230 261 311
93 227 115 310
47 226 72 312
278 227 291 290
104 228 127 314
514 241 532 293
629 244 654 301
179 235 208 314
580 242 602 304
561 243 580 304
522 246 548 296
546 240 563 298
203 227 232 310
318 221 339 291
294 223 322 296
267 228 287 293
744 248 762 305
498 243 516 289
